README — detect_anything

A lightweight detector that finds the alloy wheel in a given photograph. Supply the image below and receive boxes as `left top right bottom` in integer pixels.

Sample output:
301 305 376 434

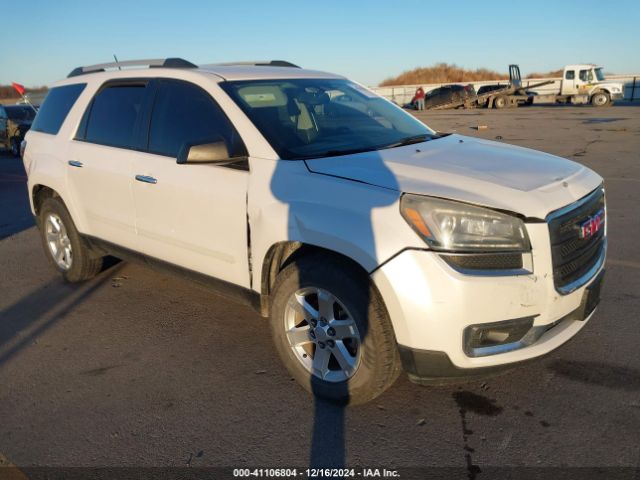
45 213 73 270
283 287 361 383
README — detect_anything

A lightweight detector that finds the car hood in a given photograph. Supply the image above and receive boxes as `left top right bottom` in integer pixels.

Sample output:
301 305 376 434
305 134 603 219
596 81 623 89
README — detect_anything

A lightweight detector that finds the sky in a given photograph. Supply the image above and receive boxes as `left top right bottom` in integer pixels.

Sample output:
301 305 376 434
1 0 638 88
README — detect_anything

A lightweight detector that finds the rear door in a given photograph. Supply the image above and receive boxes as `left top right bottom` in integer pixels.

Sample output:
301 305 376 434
67 80 150 249
131 78 251 287
562 70 577 95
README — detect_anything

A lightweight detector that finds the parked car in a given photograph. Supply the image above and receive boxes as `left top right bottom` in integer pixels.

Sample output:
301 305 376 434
23 58 606 404
0 104 36 156
404 84 477 110
476 84 509 95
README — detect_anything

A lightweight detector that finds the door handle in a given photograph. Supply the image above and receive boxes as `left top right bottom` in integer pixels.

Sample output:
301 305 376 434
135 174 157 184
68 160 83 168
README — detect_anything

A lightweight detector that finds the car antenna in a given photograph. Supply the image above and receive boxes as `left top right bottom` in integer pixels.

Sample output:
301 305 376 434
113 54 121 70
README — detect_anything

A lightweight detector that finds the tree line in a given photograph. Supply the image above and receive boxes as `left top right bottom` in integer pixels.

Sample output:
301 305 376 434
0 85 48 100
379 63 564 86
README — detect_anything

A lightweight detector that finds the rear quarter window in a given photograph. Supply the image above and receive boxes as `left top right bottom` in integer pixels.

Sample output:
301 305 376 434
31 83 86 135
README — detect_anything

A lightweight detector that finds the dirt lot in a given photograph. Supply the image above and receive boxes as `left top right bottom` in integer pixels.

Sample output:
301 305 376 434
1 105 639 478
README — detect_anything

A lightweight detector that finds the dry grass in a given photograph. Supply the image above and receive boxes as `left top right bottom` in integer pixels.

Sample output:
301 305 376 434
379 63 566 86
524 69 563 78
0 97 21 105
0 85 47 102
380 63 508 86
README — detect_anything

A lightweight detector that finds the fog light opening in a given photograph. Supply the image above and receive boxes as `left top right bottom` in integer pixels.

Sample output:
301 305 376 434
464 316 536 357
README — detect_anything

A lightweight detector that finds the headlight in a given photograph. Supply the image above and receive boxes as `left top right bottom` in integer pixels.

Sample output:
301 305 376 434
400 194 530 252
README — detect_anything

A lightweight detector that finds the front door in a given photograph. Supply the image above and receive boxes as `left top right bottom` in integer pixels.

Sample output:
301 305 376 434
131 79 251 287
577 68 594 93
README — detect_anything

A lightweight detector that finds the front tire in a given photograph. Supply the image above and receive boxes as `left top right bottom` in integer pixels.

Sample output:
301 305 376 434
591 91 610 107
269 254 401 405
38 197 103 282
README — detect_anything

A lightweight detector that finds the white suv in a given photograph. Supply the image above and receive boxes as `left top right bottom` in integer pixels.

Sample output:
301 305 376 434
23 58 606 404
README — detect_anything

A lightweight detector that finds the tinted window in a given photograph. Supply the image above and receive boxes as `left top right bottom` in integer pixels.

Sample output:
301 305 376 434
565 70 575 80
84 84 147 149
31 83 85 135
6 106 36 122
149 80 243 158
579 69 593 82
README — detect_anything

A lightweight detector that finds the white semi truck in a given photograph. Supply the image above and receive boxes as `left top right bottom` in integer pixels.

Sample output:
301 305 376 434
487 64 625 108
534 64 624 106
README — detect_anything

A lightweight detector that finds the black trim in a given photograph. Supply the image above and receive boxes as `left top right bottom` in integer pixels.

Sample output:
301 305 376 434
74 78 153 152
84 235 261 312
68 67 105 78
155 58 198 69
397 334 577 385
257 60 300 68
67 58 197 78
442 252 523 271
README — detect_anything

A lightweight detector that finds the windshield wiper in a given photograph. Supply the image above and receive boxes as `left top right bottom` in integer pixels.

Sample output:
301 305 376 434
300 134 435 159
308 146 381 159
381 134 432 149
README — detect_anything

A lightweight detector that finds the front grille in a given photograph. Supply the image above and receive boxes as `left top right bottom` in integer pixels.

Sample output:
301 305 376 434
548 188 605 292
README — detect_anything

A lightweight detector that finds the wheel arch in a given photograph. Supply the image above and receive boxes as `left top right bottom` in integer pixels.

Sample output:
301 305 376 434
591 88 611 98
258 241 375 317
32 184 61 215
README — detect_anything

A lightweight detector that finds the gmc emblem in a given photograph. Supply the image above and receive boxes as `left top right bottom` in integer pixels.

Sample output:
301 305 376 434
579 209 605 239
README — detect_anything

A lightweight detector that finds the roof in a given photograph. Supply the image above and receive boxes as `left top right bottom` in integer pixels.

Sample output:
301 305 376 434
60 58 343 85
198 64 343 81
565 64 600 70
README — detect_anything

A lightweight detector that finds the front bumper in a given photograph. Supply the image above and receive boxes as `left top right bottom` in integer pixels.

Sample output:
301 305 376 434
397 300 599 384
371 223 606 379
611 92 624 101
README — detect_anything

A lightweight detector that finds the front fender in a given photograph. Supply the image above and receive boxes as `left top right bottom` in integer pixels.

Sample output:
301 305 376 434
248 157 420 290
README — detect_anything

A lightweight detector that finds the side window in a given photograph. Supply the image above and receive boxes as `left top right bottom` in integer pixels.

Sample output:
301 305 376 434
148 80 244 158
31 83 86 135
565 70 575 80
84 84 147 149
579 70 588 82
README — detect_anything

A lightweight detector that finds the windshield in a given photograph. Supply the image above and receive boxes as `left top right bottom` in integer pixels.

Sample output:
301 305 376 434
595 68 605 82
5 105 36 122
221 78 436 160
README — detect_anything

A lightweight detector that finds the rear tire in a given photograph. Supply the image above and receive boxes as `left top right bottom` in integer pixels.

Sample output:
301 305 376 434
10 138 19 157
269 254 401 405
591 91 610 107
493 95 507 109
38 196 103 283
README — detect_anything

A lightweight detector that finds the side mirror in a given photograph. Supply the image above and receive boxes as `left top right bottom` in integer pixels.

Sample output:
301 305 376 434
177 140 231 165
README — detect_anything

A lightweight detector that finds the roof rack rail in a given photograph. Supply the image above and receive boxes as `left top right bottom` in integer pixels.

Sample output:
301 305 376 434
213 60 301 68
67 58 197 78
